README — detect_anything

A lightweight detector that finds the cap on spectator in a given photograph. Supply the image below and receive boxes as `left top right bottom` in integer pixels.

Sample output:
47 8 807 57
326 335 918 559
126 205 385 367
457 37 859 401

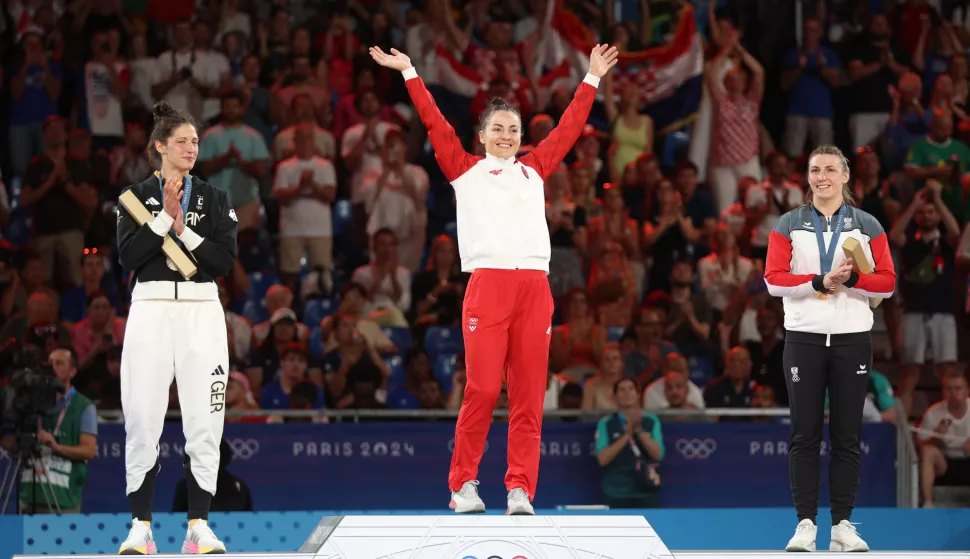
581 124 598 139
280 342 309 360
270 308 298 325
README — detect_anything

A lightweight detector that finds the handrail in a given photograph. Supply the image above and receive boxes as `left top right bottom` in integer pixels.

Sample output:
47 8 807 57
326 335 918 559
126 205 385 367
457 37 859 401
893 398 919 508
96 407 795 421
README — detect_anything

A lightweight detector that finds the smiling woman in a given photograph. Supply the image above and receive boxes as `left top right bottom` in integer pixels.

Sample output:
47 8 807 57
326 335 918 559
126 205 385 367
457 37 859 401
369 44 618 516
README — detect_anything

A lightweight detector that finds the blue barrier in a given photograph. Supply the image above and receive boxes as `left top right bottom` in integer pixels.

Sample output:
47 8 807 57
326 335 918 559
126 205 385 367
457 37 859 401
2 507 970 559
60 422 896 514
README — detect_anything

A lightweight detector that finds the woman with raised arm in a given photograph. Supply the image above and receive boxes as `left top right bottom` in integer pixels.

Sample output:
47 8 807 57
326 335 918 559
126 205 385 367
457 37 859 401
370 44 618 515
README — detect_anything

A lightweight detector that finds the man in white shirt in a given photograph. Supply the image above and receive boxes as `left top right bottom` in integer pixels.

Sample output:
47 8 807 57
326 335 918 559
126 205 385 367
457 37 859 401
359 128 429 272
919 370 970 507
273 92 336 163
81 30 128 151
273 123 337 290
744 151 803 261
643 370 706 413
341 90 399 204
192 20 232 124
151 20 227 123
350 228 411 327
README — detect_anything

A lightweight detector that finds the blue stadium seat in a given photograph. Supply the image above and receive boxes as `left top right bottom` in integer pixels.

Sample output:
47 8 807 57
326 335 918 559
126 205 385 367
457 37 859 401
662 128 691 168
424 326 463 361
688 355 716 387
303 298 337 328
433 353 457 394
248 271 279 301
5 213 30 247
242 298 269 324
382 326 412 354
308 326 325 359
607 326 625 342
385 355 406 391
332 199 352 236
443 221 458 239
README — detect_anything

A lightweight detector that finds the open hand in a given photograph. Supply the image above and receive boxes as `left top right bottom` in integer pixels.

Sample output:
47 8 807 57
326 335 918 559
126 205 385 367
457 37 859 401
162 178 182 220
173 206 185 235
588 44 620 78
369 46 412 72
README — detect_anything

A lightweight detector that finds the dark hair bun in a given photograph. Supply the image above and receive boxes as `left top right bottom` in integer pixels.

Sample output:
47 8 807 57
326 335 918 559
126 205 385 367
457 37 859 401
152 101 179 121
487 97 511 109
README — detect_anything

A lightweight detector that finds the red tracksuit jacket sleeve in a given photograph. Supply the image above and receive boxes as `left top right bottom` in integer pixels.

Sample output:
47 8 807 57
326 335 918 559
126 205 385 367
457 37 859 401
518 74 599 180
403 69 480 182
764 230 818 298
850 232 896 298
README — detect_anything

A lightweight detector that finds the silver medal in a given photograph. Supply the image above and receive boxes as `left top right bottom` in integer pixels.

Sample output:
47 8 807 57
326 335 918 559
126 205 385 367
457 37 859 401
166 257 178 271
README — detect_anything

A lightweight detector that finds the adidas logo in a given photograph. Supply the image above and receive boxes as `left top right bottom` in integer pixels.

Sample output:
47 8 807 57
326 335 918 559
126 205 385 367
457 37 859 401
146 197 160 206
212 364 226 376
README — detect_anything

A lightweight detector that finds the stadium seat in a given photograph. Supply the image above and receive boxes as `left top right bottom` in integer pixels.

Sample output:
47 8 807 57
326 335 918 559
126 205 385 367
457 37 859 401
385 355 406 391
443 221 458 239
332 199 353 236
308 326 325 359
688 355 716 387
248 271 279 301
606 326 625 342
5 212 30 247
382 326 412 354
242 298 269 323
303 298 336 328
662 128 691 168
424 326 463 361
433 353 457 394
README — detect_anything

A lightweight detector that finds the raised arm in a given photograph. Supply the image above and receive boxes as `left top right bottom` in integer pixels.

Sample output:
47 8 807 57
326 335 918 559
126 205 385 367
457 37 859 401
519 44 619 180
369 46 478 183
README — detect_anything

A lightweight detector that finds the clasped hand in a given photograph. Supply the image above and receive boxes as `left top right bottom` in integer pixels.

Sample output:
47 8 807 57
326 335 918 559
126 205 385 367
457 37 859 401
822 258 854 289
162 177 185 235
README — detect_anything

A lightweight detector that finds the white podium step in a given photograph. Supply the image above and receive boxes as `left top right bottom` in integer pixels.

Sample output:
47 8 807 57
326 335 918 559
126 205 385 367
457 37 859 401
301 515 673 559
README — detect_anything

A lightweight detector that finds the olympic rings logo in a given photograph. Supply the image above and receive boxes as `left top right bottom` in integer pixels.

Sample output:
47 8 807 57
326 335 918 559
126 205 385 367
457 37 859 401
675 438 717 460
227 439 260 460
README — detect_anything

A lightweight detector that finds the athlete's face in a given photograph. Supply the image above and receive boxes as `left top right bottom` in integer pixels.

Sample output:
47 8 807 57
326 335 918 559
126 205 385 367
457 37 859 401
157 124 199 173
807 153 848 203
480 110 521 159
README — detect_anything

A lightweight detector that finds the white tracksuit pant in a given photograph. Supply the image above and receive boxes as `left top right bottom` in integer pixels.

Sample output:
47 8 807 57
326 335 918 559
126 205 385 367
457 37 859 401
121 282 228 496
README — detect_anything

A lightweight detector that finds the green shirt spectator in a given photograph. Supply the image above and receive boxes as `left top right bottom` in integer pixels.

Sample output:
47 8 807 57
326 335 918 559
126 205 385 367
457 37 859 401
904 113 970 223
595 409 665 508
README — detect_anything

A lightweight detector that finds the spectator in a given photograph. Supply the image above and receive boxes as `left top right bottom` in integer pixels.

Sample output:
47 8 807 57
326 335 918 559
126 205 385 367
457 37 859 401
360 129 429 272
698 224 753 321
569 160 604 220
919 371 970 508
0 292 71 348
342 90 400 203
151 19 225 123
273 93 337 162
673 161 717 246
70 290 126 373
581 343 625 411
603 74 653 183
706 31 765 214
720 176 759 245
386 348 433 409
622 309 678 383
109 123 152 192
417 378 446 410
252 285 308 348
350 228 411 327
745 151 804 261
446 353 467 411
845 13 909 148
3 346 97 514
550 288 607 381
643 369 706 415
219 282 252 361
60 250 120 324
741 306 787 407
664 260 713 360
260 342 324 410
9 29 63 179
90 344 123 410
704 346 757 416
595 377 664 509
904 108 970 223
890 180 962 415
245 307 303 390
546 167 588 298
587 185 640 328
781 16 840 157
885 72 931 170
558 382 584 410
273 122 337 291
320 283 396 354
198 91 270 232
410 235 465 325
322 312 390 408
621 154 662 224
79 29 129 152
642 179 697 293
750 384 780 422
238 54 273 143
22 116 95 288
224 371 261 423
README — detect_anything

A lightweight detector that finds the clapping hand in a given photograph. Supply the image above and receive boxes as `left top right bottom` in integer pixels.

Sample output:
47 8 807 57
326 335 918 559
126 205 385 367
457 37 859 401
162 177 183 220
588 44 619 78
369 47 413 72
823 259 854 289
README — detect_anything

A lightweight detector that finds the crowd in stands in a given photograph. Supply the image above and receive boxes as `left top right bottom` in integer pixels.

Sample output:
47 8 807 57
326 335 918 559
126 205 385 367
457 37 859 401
0 0 969 489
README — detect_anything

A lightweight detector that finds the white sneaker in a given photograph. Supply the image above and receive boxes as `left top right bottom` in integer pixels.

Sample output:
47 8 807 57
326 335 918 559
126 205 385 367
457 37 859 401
181 519 226 554
450 480 486 513
785 519 817 552
830 520 869 552
119 518 157 555
506 487 535 516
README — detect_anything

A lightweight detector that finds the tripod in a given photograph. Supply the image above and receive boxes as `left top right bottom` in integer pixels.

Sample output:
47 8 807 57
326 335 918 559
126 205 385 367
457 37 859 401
0 440 62 515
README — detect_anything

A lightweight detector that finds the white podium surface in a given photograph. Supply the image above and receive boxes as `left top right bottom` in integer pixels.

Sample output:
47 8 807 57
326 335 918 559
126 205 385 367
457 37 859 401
304 515 673 559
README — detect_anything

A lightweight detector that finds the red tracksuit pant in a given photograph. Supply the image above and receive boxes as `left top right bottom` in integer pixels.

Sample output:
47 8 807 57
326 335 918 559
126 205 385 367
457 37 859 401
447 269 554 500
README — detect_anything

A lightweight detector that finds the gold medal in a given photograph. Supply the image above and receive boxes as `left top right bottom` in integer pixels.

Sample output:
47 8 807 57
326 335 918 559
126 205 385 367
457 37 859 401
816 285 836 300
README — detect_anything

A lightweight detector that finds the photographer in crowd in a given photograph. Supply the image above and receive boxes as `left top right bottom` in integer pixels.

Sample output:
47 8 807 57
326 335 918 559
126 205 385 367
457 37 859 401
2 346 97 513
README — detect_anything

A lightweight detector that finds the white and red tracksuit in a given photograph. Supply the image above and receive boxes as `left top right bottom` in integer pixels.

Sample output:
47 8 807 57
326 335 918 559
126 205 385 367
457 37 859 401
403 66 600 500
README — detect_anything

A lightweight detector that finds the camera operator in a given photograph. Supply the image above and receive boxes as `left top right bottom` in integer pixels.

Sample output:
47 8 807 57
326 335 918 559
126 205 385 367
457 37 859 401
2 346 97 513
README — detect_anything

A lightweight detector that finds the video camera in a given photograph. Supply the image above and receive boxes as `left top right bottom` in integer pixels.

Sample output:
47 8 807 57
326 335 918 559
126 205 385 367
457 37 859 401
0 333 65 455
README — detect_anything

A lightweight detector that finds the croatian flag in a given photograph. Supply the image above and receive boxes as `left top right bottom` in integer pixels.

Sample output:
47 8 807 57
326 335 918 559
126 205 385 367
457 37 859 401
611 5 705 134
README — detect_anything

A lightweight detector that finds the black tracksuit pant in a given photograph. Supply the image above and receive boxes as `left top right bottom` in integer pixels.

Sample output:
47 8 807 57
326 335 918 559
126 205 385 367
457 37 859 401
783 331 872 525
